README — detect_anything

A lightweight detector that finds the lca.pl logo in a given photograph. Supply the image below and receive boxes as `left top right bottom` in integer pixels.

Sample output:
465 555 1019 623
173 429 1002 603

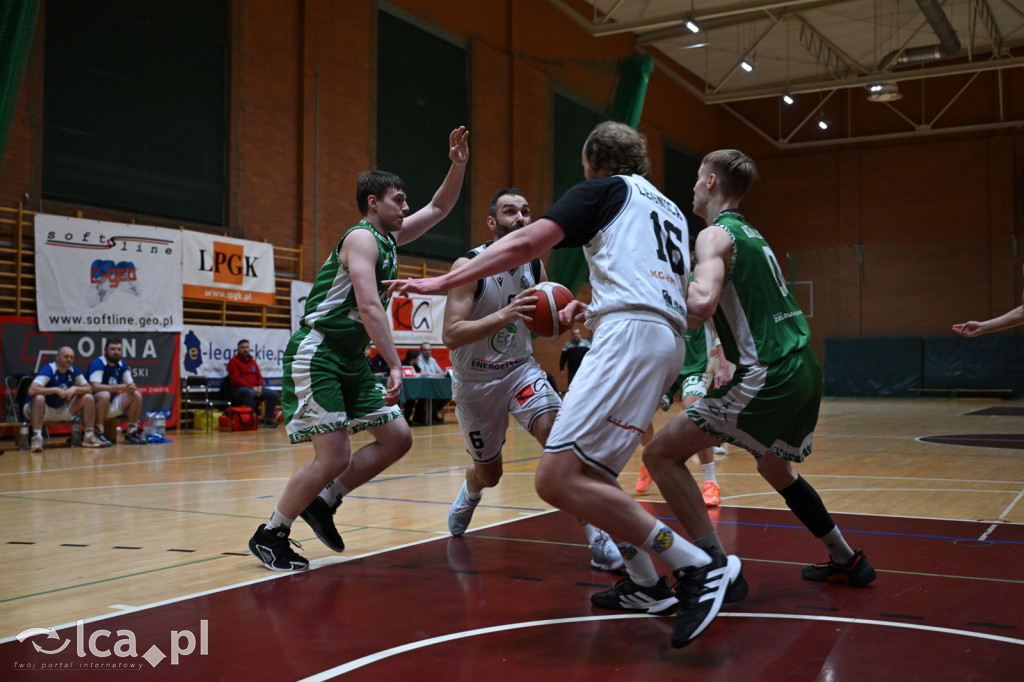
14 619 208 669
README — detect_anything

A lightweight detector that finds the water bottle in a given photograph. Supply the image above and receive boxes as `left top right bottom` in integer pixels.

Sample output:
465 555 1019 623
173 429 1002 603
154 412 166 438
71 420 82 447
19 423 29 451
143 412 155 439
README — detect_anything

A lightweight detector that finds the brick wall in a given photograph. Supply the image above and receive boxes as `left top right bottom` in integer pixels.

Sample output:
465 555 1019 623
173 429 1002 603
1 0 1021 355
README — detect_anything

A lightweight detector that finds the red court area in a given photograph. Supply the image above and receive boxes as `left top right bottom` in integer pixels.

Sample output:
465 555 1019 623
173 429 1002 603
3 504 1022 680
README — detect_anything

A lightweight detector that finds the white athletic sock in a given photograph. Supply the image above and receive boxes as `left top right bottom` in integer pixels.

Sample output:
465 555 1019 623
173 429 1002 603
465 481 482 501
33 429 42 438
578 518 603 543
319 478 350 506
701 462 717 483
266 508 294 531
821 527 855 564
641 521 710 574
619 543 661 587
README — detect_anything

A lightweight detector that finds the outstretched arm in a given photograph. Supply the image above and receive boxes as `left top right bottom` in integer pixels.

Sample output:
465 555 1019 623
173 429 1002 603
952 304 1024 337
394 127 470 246
442 257 538 349
387 219 564 296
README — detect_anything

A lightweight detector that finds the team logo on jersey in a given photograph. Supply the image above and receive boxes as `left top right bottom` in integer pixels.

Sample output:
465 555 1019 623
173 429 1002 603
514 384 536 406
488 323 517 354
381 258 392 271
519 275 529 289
651 526 674 553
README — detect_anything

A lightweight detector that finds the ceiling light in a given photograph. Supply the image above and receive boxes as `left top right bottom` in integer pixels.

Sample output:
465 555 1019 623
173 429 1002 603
782 93 794 105
866 81 902 102
817 118 829 130
685 18 700 34
740 59 754 72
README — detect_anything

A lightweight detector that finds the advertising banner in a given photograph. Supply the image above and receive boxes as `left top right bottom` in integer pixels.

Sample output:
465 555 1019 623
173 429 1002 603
290 280 312 333
180 325 290 385
388 294 446 346
181 232 276 306
34 216 183 332
0 317 178 423
290 282 446 347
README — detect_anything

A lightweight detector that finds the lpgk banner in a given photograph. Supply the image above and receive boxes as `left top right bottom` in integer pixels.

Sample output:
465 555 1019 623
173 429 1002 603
34 216 183 332
181 232 276 306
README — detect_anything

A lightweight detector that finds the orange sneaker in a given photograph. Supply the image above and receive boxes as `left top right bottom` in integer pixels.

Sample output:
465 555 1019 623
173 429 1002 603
701 480 721 507
636 464 653 494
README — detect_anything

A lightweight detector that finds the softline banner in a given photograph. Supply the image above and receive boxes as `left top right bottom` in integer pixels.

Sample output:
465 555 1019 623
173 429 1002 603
0 317 178 423
181 232 276 306
181 324 290 384
34 216 183 332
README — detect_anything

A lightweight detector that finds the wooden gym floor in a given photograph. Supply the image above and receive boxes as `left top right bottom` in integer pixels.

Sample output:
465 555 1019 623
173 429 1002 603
0 398 1021 679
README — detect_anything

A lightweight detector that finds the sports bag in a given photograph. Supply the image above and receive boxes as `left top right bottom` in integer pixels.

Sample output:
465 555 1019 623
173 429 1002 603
195 409 223 431
219 406 258 431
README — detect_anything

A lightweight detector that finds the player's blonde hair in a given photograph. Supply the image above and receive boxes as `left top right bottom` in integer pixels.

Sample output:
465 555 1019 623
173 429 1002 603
583 122 650 177
701 149 758 199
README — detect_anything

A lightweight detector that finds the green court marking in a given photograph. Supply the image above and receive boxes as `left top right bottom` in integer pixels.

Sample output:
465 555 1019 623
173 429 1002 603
0 494 264 519
0 555 226 604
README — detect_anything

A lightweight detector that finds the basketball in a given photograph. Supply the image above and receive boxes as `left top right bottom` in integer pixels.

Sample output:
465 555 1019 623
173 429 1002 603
525 281 574 338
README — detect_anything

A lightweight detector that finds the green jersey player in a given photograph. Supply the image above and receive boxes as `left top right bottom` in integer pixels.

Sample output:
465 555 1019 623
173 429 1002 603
644 149 876 588
248 126 469 571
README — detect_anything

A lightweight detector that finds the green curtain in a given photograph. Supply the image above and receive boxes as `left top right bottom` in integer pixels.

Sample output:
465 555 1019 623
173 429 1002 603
549 54 654 294
0 0 41 174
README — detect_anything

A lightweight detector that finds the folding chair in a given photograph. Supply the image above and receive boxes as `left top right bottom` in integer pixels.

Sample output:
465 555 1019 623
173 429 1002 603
182 376 230 433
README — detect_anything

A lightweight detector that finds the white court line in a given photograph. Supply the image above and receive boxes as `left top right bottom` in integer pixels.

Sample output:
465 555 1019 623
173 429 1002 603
5 474 1023 498
299 612 1024 680
0 510 557 645
997 489 1024 521
978 524 1000 541
0 444 303 478
4 482 1022 531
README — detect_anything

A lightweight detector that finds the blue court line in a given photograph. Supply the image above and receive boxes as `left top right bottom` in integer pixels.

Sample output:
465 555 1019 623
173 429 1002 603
347 462 1024 547
357 456 543 486
344 494 544 513
653 515 1024 547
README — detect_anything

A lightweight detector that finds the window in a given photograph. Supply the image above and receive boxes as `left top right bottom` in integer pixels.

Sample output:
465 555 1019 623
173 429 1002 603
553 93 603 197
43 0 227 224
377 9 467 260
663 142 701 240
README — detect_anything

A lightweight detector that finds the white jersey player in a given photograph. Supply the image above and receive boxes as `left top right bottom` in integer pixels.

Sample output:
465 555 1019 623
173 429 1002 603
443 187 623 572
388 124 744 649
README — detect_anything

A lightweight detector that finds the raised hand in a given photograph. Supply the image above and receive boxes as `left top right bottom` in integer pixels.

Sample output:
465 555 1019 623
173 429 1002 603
448 126 469 166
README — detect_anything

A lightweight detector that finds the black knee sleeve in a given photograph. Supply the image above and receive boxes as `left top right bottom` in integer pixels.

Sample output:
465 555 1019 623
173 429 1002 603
779 475 835 538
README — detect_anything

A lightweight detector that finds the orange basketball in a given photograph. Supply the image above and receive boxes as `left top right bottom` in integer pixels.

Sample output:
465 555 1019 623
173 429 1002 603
525 281 574 338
